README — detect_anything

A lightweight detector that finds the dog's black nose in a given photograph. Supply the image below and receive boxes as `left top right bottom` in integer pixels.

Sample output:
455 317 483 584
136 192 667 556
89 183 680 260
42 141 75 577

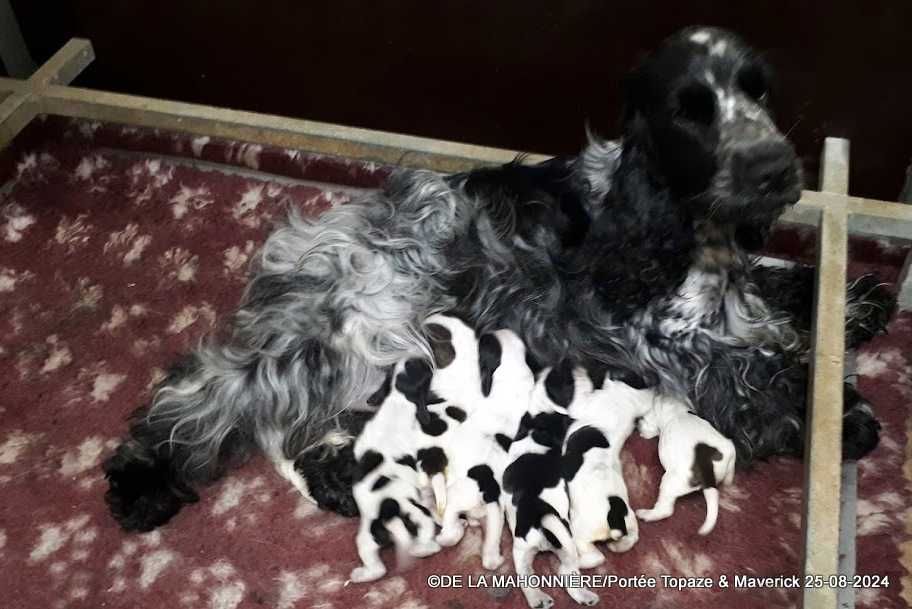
733 141 796 195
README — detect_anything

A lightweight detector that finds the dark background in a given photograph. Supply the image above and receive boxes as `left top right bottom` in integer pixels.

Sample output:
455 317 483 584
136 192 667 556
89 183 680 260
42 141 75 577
11 1 911 200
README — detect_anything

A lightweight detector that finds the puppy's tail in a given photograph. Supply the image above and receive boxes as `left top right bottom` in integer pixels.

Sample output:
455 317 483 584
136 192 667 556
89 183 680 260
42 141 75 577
431 473 448 517
541 512 575 551
698 488 719 536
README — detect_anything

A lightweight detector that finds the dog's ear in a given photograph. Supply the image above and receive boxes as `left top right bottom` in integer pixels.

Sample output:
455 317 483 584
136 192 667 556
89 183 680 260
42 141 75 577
478 333 503 397
545 359 576 408
425 322 455 368
396 359 434 424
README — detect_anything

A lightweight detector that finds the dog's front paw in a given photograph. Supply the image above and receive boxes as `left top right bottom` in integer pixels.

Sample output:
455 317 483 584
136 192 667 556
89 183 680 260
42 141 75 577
568 587 600 606
436 523 465 547
635 508 669 522
842 386 881 460
578 549 605 569
349 564 386 583
522 589 554 609
409 540 441 558
482 552 504 571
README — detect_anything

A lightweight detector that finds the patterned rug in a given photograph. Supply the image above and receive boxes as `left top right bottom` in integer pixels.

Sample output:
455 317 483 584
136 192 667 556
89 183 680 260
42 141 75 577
0 117 909 609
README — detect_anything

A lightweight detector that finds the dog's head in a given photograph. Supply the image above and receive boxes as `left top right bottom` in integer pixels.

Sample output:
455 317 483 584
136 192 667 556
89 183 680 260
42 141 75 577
623 26 802 225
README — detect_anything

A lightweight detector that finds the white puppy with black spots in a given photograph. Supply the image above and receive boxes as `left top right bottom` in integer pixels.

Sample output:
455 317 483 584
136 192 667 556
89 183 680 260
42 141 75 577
348 360 442 583
635 394 736 535
409 314 486 516
501 362 600 609
435 328 535 570
563 366 654 567
348 313 483 582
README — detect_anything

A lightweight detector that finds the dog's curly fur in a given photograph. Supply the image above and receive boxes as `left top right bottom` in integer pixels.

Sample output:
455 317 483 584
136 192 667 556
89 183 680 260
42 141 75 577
104 26 895 529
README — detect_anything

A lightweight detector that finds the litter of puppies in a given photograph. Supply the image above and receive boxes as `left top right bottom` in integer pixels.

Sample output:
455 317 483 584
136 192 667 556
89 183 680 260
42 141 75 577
345 314 736 607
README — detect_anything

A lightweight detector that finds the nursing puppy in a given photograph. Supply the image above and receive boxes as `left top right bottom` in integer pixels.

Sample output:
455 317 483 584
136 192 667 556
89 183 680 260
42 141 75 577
636 396 736 535
435 329 535 570
563 366 654 567
349 360 442 583
501 363 599 609
410 314 485 516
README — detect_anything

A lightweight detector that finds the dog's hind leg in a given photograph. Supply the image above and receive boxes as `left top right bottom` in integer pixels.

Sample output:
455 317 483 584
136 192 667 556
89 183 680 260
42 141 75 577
541 514 599 606
635 471 692 523
512 537 553 609
481 501 505 570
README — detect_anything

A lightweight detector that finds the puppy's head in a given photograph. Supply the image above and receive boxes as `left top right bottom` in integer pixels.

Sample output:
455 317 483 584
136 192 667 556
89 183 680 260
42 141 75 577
623 26 802 225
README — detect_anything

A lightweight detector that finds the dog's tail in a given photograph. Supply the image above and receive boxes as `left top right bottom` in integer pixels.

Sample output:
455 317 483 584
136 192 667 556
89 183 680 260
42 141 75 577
540 512 575 551
699 488 720 536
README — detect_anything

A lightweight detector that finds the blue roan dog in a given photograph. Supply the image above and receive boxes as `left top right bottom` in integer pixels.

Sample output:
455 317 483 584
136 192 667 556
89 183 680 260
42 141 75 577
104 26 893 532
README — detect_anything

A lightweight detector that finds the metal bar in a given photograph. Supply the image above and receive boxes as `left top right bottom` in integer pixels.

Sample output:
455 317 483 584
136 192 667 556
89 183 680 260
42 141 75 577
801 138 850 609
40 84 549 173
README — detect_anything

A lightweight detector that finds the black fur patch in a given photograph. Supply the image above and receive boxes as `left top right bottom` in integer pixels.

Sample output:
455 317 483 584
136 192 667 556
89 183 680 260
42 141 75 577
690 443 723 488
541 527 562 549
607 496 629 535
395 455 417 470
370 497 402 547
584 362 608 390
418 411 448 437
417 447 448 475
366 368 394 407
514 410 572 448
562 425 610 482
371 475 391 491
395 359 444 426
409 498 432 518
467 464 500 503
426 323 456 368
544 360 575 408
478 333 503 397
445 406 467 423
494 433 512 452
353 450 384 482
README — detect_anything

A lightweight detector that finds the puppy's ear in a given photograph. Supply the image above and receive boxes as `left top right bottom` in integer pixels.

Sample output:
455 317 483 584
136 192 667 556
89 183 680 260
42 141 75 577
366 367 394 407
396 359 434 424
478 333 503 397
425 322 455 368
545 359 575 408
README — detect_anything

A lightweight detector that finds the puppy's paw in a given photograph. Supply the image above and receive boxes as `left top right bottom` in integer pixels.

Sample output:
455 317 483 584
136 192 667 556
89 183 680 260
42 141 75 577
635 508 668 522
522 589 554 609
435 524 465 547
349 564 386 583
578 549 605 569
482 552 505 571
568 587 600 606
607 533 638 553
409 540 441 558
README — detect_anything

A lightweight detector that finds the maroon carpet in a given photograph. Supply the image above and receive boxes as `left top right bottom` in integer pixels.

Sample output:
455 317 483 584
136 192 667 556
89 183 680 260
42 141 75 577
0 118 909 609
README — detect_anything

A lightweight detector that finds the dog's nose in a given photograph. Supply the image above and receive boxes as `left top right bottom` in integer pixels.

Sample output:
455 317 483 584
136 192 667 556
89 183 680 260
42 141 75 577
733 141 796 195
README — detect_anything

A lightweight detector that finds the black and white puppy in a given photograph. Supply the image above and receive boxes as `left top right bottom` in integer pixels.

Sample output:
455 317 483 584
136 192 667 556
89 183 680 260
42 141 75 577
435 329 535 570
411 314 485 516
636 395 736 535
502 364 599 609
563 366 654 567
349 360 441 583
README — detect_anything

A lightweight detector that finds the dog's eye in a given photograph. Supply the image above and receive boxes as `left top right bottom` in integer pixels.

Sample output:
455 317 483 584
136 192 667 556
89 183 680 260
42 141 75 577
737 63 768 102
676 83 716 126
